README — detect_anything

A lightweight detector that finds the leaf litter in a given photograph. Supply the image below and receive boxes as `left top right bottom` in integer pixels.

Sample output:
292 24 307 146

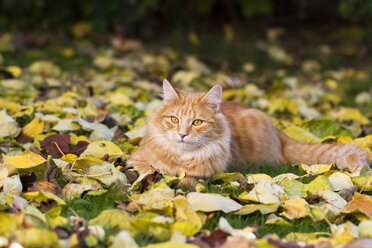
0 32 371 247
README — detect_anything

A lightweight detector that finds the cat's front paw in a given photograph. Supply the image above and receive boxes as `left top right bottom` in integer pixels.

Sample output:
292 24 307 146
335 144 369 170
131 163 155 175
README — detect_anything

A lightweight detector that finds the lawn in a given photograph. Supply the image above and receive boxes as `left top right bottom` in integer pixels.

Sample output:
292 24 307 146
0 27 371 247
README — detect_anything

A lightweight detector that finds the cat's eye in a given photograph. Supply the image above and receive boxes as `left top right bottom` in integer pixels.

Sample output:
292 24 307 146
192 119 203 126
170 116 179 124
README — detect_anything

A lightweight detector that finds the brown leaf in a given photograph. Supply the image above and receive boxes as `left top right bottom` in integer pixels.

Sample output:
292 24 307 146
189 229 229 248
304 194 325 204
72 141 89 156
40 134 72 158
28 181 59 194
54 227 70 239
19 172 38 192
338 188 356 202
124 170 139 184
139 171 163 193
17 133 33 143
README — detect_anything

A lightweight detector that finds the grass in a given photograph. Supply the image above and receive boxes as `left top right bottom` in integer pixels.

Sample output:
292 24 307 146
203 164 328 239
60 163 327 246
62 193 128 220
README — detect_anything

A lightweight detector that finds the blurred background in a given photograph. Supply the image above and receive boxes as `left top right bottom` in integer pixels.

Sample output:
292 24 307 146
0 0 371 108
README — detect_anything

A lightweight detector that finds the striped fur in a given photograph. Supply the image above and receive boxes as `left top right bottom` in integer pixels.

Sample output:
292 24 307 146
128 81 369 178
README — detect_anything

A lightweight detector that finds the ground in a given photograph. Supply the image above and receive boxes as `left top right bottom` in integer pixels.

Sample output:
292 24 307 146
0 26 371 247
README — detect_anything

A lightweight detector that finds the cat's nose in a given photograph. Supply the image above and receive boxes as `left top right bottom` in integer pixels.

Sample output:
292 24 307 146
178 133 188 140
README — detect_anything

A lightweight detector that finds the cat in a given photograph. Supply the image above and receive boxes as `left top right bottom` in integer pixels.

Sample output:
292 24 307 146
128 80 369 183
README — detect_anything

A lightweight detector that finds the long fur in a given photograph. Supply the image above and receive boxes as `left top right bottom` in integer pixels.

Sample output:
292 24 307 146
128 83 369 178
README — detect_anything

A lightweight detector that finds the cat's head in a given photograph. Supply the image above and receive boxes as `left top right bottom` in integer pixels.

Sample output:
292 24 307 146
152 79 227 149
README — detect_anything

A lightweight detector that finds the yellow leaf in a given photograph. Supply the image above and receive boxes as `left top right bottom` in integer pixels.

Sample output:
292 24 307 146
89 209 131 230
134 185 175 215
80 140 123 158
300 163 333 175
70 133 90 145
107 92 134 106
46 206 67 228
352 175 372 191
246 173 273 184
15 227 59 247
72 156 104 169
303 175 333 195
239 181 284 204
0 212 19 236
283 125 321 144
22 117 44 138
61 153 78 163
23 190 66 206
269 98 299 115
334 107 370 125
186 192 242 213
173 195 202 235
235 203 280 215
2 151 46 169
265 213 292 226
6 65 22 77
280 198 312 220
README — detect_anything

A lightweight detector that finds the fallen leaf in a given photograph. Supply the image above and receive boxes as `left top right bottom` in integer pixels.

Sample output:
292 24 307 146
15 228 60 247
265 213 292 226
352 175 372 191
239 181 284 204
0 109 19 138
300 163 333 175
342 193 372 218
80 140 123 158
21 117 45 138
328 172 354 191
303 175 333 195
359 220 372 238
234 203 280 215
40 134 72 158
2 151 46 169
23 190 66 206
280 198 312 220
89 209 131 231
186 192 242 213
110 230 139 248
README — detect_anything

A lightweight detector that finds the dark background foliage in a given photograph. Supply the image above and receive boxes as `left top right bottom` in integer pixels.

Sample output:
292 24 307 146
1 0 372 37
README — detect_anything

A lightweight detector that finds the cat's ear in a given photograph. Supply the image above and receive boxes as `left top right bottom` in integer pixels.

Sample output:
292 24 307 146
162 79 179 103
203 85 222 112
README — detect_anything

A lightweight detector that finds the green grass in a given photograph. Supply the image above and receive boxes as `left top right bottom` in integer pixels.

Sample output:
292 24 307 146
62 193 128 220
204 213 330 238
202 164 327 239
60 164 321 245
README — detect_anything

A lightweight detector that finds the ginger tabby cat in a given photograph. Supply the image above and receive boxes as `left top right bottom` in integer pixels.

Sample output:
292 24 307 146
128 80 369 183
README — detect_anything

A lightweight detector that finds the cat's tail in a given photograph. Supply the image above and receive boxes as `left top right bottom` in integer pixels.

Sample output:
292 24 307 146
278 131 369 169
